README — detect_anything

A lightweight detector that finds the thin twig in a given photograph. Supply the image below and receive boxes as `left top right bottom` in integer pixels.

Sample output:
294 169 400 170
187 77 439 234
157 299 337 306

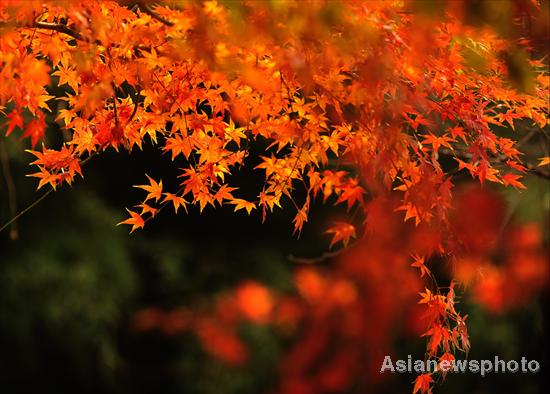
288 242 357 265
0 188 53 234
516 128 537 148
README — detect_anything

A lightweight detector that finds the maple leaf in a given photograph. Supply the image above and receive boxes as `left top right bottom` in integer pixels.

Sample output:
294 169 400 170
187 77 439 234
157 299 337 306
258 191 282 222
439 353 455 378
23 114 46 148
448 125 467 142
476 161 501 184
422 133 453 154
137 203 158 217
36 94 55 112
228 198 256 215
501 173 526 190
164 134 194 160
413 373 433 394
223 119 247 148
162 193 188 214
292 199 310 235
422 323 448 355
27 145 81 173
117 209 145 233
505 160 526 173
180 168 204 197
418 288 434 304
52 54 80 92
325 222 356 248
405 112 432 131
213 184 237 205
498 110 521 130
455 158 474 174
335 181 365 210
538 156 550 167
410 254 430 278
134 175 163 202
4 110 24 136
396 203 421 226
26 167 60 190
197 189 214 212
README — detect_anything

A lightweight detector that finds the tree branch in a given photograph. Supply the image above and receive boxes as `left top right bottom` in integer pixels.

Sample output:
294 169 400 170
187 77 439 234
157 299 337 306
32 21 82 40
288 241 359 265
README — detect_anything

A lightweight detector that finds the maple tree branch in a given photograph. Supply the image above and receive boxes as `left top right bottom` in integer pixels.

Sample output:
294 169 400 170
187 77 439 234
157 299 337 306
32 21 82 41
137 2 174 27
288 241 358 265
287 249 342 264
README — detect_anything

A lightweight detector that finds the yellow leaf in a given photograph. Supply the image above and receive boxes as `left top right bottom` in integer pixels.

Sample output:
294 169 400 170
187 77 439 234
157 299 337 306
229 198 256 215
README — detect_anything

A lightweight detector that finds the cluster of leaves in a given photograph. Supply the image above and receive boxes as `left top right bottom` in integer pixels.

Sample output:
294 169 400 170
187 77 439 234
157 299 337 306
1 1 549 392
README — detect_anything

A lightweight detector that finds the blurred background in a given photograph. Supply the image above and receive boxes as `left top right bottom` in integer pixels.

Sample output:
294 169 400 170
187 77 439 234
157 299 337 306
0 133 548 394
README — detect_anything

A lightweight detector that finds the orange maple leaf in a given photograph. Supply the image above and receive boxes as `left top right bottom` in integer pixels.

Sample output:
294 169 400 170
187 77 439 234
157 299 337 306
117 209 145 233
410 254 430 278
335 181 365 210
4 110 24 136
134 175 163 202
501 173 526 190
214 184 237 205
292 199 310 235
27 167 60 190
229 198 256 215
23 113 46 148
325 222 356 248
162 193 188 214
137 203 158 217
